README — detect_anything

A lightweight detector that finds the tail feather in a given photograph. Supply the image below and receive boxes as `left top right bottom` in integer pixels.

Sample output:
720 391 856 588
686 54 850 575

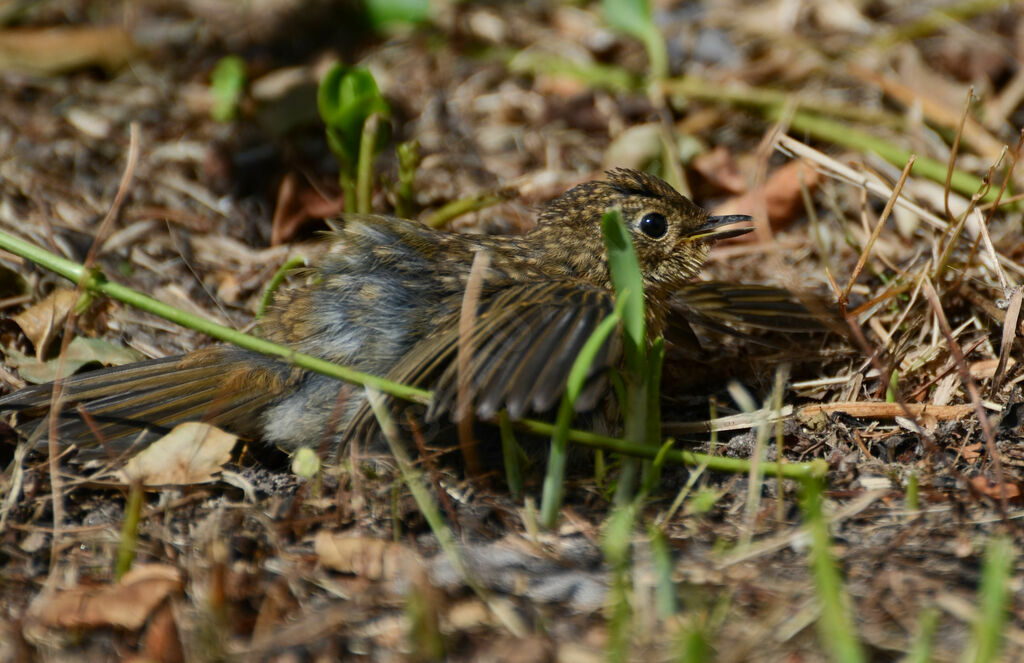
0 347 292 456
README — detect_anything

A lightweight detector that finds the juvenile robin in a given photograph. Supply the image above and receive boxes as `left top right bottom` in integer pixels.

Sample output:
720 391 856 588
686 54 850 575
0 169 755 458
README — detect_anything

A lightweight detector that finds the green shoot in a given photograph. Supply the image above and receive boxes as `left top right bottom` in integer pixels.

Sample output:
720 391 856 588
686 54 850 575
603 502 639 662
317 64 391 213
498 410 523 499
648 522 676 618
395 139 420 218
364 0 431 32
114 481 143 579
802 477 866 663
257 255 307 318
540 294 626 529
602 0 669 81
967 536 1012 663
886 369 899 403
601 207 652 505
209 55 246 122
906 607 939 663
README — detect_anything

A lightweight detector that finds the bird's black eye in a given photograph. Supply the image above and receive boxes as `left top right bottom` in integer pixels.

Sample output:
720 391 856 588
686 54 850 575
639 212 668 239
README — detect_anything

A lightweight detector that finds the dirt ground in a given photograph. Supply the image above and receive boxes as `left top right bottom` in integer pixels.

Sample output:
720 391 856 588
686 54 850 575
1 1 1023 661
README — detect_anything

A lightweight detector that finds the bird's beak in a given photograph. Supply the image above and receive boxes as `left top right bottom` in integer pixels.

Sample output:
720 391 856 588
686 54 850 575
684 214 754 242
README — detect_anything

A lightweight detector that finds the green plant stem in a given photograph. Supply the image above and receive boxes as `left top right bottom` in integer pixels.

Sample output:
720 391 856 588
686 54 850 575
396 140 420 219
519 418 827 480
115 481 143 579
785 112 992 203
614 377 646 504
508 50 640 92
423 191 511 228
356 114 380 214
257 255 307 317
498 410 523 499
340 172 356 213
642 30 668 82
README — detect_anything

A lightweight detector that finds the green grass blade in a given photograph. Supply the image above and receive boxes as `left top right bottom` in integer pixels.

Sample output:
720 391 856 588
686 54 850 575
904 607 939 663
647 522 676 618
540 299 625 529
967 536 1012 663
601 207 650 505
802 477 866 663
603 502 638 662
601 208 645 366
498 410 523 499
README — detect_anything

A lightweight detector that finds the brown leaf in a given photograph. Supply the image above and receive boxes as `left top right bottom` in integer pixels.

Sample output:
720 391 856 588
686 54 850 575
12 289 79 359
4 336 145 384
315 531 420 580
270 173 344 246
0 26 136 75
33 565 182 630
713 160 821 231
692 146 747 195
118 422 237 485
969 476 1021 501
141 602 183 663
960 443 983 462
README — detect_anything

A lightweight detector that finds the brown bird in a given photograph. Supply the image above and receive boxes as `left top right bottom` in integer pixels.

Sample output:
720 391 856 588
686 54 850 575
1 169 755 459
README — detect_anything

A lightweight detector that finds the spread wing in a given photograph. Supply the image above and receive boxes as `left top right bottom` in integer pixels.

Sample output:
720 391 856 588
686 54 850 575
343 281 620 443
669 282 833 344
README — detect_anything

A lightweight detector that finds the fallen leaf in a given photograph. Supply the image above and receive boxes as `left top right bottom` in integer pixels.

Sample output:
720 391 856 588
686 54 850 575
270 173 344 245
713 160 821 231
32 564 182 630
602 123 662 173
970 357 1014 380
0 26 136 75
118 422 237 485
692 145 747 194
315 531 420 580
12 289 80 359
960 443 983 462
4 336 145 384
969 476 1021 501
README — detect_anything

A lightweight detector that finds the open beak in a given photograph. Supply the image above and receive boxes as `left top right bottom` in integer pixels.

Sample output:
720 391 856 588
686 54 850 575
684 214 754 242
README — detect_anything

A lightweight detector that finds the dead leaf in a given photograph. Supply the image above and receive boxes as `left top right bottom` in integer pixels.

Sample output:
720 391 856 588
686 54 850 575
4 336 145 384
602 123 662 173
692 146 747 194
713 160 821 231
960 443 983 462
970 357 1015 380
969 476 1021 501
0 26 136 75
270 173 344 246
12 288 80 359
118 422 237 485
315 531 420 580
142 602 183 663
32 564 182 630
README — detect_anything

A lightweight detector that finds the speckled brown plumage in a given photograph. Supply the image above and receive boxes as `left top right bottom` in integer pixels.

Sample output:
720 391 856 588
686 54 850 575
0 169 751 457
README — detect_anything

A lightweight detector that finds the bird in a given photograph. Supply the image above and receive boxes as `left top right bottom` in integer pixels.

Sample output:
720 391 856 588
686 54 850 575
0 168 756 460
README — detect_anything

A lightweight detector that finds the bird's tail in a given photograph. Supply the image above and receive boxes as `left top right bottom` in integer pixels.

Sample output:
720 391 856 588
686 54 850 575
0 346 292 459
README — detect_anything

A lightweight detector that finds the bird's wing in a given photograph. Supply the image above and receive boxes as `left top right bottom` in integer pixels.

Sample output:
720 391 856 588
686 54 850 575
670 282 833 338
343 281 620 444
0 347 292 457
